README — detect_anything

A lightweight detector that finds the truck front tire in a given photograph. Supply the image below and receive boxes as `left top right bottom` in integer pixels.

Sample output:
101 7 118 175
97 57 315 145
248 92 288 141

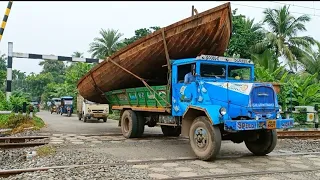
189 116 221 161
103 117 107 122
245 130 277 156
161 126 181 137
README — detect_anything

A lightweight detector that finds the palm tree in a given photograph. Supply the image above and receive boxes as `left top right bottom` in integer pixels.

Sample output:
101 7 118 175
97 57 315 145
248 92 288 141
299 41 320 80
252 5 315 70
71 51 84 58
88 28 124 59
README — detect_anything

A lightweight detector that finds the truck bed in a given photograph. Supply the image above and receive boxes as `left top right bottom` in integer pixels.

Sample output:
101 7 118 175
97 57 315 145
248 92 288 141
105 85 171 112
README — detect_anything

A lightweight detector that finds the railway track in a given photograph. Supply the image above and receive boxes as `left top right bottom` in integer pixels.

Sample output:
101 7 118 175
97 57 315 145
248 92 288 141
277 130 320 139
0 151 319 178
0 136 49 149
0 130 318 149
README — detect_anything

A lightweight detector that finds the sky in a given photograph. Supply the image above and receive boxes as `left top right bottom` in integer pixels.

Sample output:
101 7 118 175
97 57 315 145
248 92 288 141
0 1 319 75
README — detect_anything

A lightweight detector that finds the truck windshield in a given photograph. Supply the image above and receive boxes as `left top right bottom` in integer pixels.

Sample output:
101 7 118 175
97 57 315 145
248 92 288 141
64 100 73 105
200 64 226 79
228 65 251 80
85 100 96 104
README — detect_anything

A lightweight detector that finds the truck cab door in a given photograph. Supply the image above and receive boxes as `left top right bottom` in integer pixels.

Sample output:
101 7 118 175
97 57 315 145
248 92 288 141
171 63 197 116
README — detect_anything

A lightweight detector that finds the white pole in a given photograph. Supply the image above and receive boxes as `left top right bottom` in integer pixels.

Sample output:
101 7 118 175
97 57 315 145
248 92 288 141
6 42 13 101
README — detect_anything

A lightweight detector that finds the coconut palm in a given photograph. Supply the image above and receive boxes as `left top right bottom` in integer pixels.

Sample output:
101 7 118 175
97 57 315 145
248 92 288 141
299 41 320 80
252 5 315 70
88 28 124 59
72 51 84 58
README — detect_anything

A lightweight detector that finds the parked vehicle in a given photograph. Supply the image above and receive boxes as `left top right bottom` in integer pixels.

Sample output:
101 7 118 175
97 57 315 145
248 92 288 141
103 55 295 161
60 96 73 117
30 101 40 112
77 94 109 123
50 98 61 114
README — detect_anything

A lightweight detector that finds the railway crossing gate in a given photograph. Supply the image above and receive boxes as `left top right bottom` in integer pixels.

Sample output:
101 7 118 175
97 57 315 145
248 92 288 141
5 42 104 100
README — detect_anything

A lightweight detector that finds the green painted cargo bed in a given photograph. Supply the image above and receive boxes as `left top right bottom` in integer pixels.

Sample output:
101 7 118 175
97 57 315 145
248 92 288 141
105 85 171 108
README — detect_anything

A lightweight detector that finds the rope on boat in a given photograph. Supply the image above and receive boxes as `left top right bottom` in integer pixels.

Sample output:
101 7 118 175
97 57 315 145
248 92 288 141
106 57 171 109
89 72 105 97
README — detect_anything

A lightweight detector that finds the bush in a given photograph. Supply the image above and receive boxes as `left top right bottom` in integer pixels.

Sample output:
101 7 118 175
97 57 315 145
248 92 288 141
6 113 33 129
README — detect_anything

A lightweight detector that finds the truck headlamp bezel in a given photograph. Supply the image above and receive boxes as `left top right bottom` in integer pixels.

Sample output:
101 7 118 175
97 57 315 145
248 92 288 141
219 107 227 116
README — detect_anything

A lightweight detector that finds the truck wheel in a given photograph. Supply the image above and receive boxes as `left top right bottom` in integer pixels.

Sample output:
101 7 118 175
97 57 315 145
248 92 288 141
136 113 145 137
103 117 107 122
83 116 87 123
245 130 277 156
161 126 181 137
78 113 82 120
121 110 139 138
189 116 221 161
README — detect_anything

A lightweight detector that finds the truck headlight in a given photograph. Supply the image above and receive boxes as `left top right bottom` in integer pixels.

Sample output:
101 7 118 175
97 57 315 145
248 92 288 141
88 109 91 113
276 113 280 119
219 107 227 115
255 115 259 120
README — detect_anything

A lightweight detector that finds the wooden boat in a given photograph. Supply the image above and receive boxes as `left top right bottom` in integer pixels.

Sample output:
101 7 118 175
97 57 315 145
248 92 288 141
77 2 232 103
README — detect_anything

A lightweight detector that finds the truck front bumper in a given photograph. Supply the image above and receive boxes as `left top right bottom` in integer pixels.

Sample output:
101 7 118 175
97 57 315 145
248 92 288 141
86 113 107 118
224 118 294 131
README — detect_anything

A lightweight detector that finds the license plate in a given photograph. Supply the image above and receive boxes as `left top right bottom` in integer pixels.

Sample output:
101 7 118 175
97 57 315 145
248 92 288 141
267 120 276 129
94 114 103 117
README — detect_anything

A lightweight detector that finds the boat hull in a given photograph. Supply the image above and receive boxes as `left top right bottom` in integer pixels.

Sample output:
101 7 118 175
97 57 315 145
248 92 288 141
77 3 232 103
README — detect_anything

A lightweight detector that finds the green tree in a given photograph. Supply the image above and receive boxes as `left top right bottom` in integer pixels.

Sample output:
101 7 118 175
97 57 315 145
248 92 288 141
299 41 320 80
0 53 7 91
225 9 264 59
123 26 161 46
88 28 124 59
25 73 54 100
39 60 66 84
252 5 315 70
72 51 84 58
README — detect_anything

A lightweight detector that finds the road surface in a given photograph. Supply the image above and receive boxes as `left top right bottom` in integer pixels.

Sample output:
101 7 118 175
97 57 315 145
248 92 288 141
37 111 162 135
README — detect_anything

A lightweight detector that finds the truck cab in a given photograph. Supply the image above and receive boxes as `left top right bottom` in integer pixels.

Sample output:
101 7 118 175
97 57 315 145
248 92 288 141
171 55 294 160
77 94 109 123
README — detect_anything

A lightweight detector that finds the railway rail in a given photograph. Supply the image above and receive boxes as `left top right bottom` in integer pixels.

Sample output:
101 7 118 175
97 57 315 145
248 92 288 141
0 151 319 178
0 136 49 149
277 130 320 139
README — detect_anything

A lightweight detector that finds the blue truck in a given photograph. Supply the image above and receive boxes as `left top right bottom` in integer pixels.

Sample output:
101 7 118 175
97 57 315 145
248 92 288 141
105 54 294 161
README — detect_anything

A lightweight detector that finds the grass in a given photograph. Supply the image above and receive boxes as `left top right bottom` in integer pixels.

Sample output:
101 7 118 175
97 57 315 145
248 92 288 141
36 145 56 157
0 114 10 128
0 113 45 134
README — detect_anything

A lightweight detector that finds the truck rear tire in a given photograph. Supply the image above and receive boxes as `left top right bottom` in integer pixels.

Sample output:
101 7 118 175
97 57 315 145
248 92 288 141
121 110 139 138
189 116 221 161
136 112 145 137
245 130 277 156
83 116 87 123
161 126 181 137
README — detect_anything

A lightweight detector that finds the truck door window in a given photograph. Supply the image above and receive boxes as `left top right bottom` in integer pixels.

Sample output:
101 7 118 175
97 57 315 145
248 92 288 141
200 64 226 79
228 66 251 80
177 63 195 83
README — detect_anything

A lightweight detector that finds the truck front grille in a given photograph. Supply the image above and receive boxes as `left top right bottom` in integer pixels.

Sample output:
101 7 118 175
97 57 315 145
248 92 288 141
250 86 275 113
92 110 104 113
